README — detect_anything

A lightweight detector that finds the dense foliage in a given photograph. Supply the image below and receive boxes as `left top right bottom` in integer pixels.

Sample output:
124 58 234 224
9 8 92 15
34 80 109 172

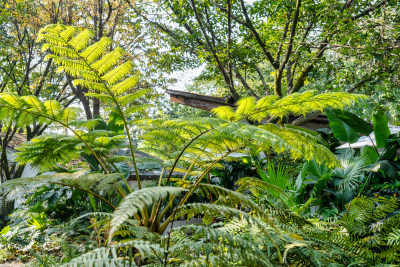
1 1 400 266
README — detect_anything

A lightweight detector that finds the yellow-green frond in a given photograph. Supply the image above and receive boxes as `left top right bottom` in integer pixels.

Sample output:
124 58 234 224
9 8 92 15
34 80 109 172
22 95 45 114
68 29 94 51
110 76 139 96
59 26 78 41
0 92 22 108
235 97 256 120
256 95 279 109
125 104 152 116
91 47 125 75
44 100 61 117
85 93 113 103
57 67 99 82
47 55 92 72
102 62 133 85
42 44 79 59
80 37 112 64
213 106 235 121
74 79 107 92
117 89 151 106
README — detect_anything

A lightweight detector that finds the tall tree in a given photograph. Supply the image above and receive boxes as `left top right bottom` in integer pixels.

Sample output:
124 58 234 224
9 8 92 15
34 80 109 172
127 0 398 101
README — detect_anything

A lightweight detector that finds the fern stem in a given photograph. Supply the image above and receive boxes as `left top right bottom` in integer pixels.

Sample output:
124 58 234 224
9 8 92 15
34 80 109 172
158 167 165 186
182 154 201 181
155 153 200 224
110 162 132 194
150 130 212 230
164 129 212 186
158 145 245 234
54 182 115 209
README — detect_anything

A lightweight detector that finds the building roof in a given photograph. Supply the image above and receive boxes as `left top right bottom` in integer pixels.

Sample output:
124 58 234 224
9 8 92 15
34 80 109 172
167 89 235 111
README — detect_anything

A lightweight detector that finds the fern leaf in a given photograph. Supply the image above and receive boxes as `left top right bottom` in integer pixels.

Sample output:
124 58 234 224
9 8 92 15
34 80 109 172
235 97 256 119
91 47 125 75
212 106 235 121
111 76 140 96
109 187 187 242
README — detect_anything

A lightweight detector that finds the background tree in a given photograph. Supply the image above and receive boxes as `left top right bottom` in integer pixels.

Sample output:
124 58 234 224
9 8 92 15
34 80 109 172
127 0 398 104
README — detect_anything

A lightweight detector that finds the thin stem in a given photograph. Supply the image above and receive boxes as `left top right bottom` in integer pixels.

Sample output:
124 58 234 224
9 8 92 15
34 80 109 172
158 145 245 234
54 182 115 209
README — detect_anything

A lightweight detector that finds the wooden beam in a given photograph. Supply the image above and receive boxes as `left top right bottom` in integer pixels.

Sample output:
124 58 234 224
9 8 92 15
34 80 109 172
166 89 234 111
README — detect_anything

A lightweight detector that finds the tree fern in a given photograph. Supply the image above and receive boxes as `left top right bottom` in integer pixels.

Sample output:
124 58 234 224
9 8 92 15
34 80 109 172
109 187 187 241
213 90 366 122
37 24 149 188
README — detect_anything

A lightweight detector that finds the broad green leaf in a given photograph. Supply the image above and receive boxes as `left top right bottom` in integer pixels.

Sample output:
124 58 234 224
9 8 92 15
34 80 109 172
360 145 379 164
373 111 390 148
107 109 124 135
332 109 372 136
326 110 360 143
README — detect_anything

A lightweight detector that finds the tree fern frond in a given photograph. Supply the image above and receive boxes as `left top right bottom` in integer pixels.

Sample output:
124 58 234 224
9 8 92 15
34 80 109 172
84 92 113 103
0 171 120 201
59 240 164 267
118 88 151 105
125 104 152 116
111 76 140 96
235 97 256 119
80 37 113 64
102 61 133 85
213 91 366 122
109 187 187 242
212 106 235 121
68 28 94 51
91 47 125 75
236 177 288 198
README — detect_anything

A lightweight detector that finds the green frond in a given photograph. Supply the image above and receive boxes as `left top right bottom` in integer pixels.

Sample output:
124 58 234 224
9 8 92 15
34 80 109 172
91 47 125 75
111 76 140 96
212 106 235 120
387 229 400 246
80 37 112 64
60 107 81 124
42 44 80 59
102 62 133 85
59 240 164 267
0 171 120 201
235 97 256 119
85 92 113 102
215 91 366 122
109 187 187 242
117 88 150 105
43 100 61 117
236 176 288 199
59 25 78 40
37 33 67 47
47 55 92 72
68 29 94 51
255 95 279 109
21 95 46 113
174 224 273 266
125 104 152 115
69 118 103 130
74 79 107 92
